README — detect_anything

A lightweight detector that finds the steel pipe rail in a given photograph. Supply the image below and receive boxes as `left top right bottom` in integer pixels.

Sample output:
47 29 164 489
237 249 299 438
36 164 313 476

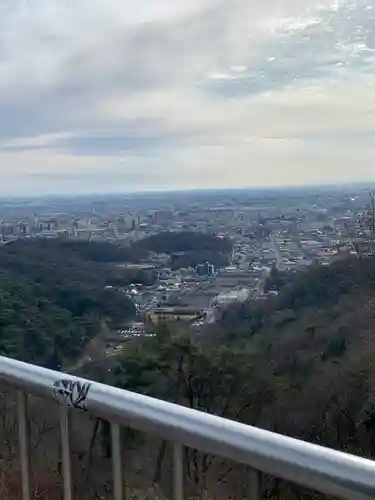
1 355 375 500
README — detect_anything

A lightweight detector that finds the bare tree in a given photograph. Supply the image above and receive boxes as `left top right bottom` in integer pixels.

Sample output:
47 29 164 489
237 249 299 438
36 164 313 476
353 190 375 257
369 190 375 251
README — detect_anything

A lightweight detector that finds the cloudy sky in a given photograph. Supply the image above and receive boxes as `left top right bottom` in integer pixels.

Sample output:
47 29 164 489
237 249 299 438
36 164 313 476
0 0 375 195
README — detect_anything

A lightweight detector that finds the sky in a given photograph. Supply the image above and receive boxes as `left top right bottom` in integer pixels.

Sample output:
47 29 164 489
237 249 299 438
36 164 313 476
0 0 375 195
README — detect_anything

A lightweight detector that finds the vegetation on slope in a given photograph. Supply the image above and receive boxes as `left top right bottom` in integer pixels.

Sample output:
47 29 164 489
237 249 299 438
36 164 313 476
34 231 233 270
133 231 231 255
133 231 233 269
3 242 375 498
0 230 231 368
77 255 375 498
0 239 136 368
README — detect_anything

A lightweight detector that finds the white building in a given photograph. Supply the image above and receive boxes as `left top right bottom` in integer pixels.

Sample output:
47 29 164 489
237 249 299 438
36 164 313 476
215 288 250 307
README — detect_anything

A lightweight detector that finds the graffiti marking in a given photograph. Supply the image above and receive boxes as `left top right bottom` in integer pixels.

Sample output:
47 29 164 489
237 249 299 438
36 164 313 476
53 379 91 411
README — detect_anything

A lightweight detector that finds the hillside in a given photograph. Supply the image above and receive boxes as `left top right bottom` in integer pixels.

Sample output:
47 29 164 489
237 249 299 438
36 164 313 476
94 255 375 497
214 256 375 450
0 231 232 368
18 231 233 272
2 253 375 498
133 231 233 269
0 239 136 368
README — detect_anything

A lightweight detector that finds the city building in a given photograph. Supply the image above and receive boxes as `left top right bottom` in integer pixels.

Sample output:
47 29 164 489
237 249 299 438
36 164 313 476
196 262 216 277
214 288 250 307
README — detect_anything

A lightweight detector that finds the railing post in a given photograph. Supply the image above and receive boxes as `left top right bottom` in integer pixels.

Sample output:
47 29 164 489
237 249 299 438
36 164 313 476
248 468 261 500
173 443 184 500
17 391 31 500
111 422 123 500
60 406 73 500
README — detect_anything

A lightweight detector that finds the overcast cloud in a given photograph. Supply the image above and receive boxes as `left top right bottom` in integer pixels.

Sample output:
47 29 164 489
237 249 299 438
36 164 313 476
0 0 375 195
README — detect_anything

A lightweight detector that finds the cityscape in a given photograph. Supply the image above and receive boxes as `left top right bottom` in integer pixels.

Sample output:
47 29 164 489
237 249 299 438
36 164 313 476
1 185 374 348
2 0 375 497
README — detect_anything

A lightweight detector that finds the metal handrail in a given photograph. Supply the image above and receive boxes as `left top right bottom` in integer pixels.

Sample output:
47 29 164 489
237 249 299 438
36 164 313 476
1 355 375 500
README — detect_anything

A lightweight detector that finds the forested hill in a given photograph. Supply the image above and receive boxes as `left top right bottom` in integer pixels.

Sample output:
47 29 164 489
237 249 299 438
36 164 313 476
0 231 231 369
220 254 375 340
133 231 233 269
0 240 136 369
133 231 231 254
93 254 375 477
4 242 375 497
18 231 233 270
206 255 375 454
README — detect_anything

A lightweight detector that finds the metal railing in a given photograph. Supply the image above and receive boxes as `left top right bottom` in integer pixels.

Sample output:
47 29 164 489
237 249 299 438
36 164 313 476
1 355 375 500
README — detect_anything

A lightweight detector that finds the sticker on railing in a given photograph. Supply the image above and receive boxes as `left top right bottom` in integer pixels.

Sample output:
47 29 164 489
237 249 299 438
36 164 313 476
52 379 91 411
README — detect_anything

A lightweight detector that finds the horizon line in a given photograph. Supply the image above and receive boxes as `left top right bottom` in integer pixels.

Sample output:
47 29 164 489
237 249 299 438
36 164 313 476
1 180 375 201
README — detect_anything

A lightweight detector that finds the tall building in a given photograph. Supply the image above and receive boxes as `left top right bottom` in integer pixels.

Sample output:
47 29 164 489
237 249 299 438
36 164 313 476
153 210 172 226
196 262 216 277
117 215 127 234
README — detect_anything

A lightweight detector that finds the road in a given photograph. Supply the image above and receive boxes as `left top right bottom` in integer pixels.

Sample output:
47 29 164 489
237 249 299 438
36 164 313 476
269 233 283 269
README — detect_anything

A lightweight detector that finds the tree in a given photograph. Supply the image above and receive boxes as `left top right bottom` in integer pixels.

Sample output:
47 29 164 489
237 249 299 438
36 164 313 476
0 240 136 368
109 326 259 490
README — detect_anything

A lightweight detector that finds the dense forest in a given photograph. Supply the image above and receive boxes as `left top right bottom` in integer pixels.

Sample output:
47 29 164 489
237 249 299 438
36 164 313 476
0 231 230 369
77 254 375 498
3 239 375 498
133 231 233 269
51 231 232 270
133 231 231 255
0 239 137 368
